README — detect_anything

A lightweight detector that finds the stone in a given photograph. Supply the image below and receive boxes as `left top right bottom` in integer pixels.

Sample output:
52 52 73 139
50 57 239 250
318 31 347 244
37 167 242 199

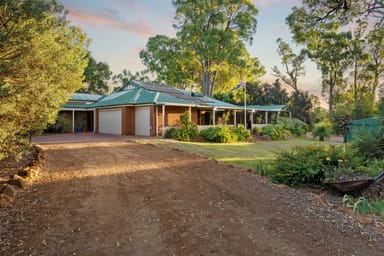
1 184 17 198
17 169 29 177
0 193 13 207
8 175 26 189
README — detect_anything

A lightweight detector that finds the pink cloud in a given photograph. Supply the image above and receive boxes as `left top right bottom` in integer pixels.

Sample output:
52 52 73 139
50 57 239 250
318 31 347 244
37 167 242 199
67 9 155 37
128 47 142 55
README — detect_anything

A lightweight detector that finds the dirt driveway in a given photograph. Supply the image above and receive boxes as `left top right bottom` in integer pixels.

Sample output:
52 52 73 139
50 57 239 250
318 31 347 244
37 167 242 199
1 134 384 255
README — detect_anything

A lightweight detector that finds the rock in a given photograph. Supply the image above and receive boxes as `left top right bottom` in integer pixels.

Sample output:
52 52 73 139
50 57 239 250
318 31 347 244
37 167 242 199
0 193 13 207
8 175 26 189
1 184 17 198
17 169 29 177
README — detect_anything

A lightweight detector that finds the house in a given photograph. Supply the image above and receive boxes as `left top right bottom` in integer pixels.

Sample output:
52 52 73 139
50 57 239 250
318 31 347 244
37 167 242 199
59 81 289 136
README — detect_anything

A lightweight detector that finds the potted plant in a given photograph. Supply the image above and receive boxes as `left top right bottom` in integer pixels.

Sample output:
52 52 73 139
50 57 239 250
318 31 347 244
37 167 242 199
323 159 375 193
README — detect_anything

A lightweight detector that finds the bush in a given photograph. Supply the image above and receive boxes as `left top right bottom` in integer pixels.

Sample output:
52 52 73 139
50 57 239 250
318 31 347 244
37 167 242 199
164 112 198 142
351 127 384 159
214 126 236 143
232 124 251 141
164 127 178 139
312 121 333 141
200 126 235 143
270 145 328 187
270 144 363 187
200 125 251 143
253 126 262 134
261 124 291 140
277 117 308 137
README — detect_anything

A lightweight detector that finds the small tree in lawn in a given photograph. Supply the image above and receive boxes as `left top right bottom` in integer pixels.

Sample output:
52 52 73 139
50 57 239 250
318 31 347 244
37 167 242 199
313 120 333 141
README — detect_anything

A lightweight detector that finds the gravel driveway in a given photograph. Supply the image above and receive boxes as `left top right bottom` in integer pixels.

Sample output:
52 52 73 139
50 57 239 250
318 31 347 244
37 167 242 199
1 134 383 255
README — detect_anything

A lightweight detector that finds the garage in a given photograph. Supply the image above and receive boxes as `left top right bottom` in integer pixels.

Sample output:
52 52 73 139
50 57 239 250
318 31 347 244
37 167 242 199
99 108 122 134
135 107 150 136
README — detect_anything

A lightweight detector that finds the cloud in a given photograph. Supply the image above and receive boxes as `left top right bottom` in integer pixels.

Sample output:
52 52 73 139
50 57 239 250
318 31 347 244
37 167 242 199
128 47 142 55
66 8 155 37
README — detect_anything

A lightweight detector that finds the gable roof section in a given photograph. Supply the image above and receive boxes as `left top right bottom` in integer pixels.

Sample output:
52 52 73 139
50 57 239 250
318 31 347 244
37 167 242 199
90 87 192 108
130 80 239 108
63 82 284 111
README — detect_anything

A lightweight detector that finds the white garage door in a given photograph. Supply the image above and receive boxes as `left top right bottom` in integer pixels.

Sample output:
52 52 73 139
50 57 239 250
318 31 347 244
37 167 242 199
135 107 150 136
99 108 122 134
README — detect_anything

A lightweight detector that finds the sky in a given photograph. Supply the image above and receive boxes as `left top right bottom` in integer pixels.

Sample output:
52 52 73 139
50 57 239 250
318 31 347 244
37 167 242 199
59 0 321 96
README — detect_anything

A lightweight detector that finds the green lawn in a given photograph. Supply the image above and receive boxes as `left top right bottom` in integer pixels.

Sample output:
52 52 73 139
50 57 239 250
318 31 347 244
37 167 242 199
146 138 341 170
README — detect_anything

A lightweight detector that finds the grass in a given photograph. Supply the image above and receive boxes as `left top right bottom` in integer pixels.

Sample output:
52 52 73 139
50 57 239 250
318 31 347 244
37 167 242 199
343 195 384 217
145 137 340 170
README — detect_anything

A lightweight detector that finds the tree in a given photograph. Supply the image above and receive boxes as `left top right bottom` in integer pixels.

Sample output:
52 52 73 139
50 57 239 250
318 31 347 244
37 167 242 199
300 0 384 27
309 94 328 124
272 38 306 93
287 1 384 120
366 27 384 100
246 79 289 105
289 90 313 123
140 35 200 89
0 0 88 160
287 5 353 117
140 0 264 96
315 31 352 117
78 54 111 95
112 69 149 92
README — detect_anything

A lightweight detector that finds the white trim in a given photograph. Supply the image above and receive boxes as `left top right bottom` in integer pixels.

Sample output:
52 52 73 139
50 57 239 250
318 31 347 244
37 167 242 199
162 105 165 137
72 109 75 133
155 105 159 136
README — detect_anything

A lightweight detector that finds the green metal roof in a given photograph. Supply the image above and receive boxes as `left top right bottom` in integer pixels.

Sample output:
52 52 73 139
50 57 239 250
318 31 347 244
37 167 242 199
247 105 287 111
62 103 94 109
63 82 285 111
90 87 193 108
130 80 239 108
70 93 103 102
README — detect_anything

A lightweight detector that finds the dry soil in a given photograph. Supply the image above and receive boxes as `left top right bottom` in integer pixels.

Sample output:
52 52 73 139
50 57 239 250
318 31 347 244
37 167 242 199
1 137 384 255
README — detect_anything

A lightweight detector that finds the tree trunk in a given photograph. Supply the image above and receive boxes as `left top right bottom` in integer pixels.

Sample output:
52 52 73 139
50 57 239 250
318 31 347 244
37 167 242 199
353 60 358 103
328 71 335 119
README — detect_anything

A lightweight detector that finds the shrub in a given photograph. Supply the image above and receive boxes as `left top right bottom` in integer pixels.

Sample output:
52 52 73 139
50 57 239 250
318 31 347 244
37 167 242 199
200 125 250 143
164 127 178 139
351 127 384 159
261 124 291 140
312 121 333 141
176 112 198 141
277 117 308 137
270 145 328 187
232 124 251 141
214 126 236 143
270 144 363 187
164 112 198 142
199 127 219 141
253 126 262 134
